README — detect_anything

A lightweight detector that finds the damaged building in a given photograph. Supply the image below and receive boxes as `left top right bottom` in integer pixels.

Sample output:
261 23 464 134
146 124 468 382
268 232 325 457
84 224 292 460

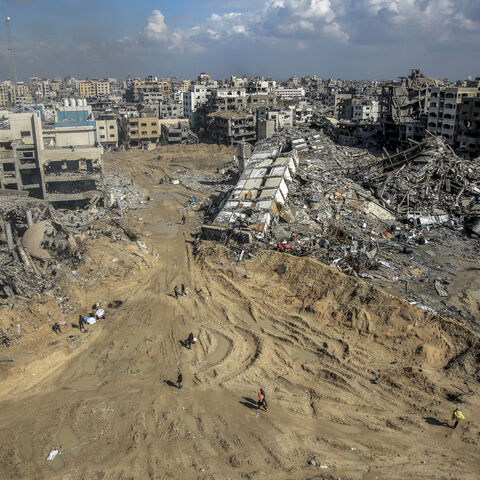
0 100 104 207
202 140 299 241
206 111 256 145
379 69 443 149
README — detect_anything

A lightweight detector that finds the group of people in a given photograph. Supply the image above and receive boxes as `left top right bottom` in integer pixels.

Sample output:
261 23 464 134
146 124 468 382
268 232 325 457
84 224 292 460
173 284 188 299
52 304 106 335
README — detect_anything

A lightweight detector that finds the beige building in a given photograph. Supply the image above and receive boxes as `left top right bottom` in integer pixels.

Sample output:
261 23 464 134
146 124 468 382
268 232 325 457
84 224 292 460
78 80 110 98
0 82 11 107
95 80 110 96
96 118 119 147
427 86 478 144
0 109 103 205
122 113 160 147
79 81 96 98
15 82 33 104
133 78 170 102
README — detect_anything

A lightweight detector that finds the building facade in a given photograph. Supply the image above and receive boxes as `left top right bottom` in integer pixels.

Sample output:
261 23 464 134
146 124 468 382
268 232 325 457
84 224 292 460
427 86 478 144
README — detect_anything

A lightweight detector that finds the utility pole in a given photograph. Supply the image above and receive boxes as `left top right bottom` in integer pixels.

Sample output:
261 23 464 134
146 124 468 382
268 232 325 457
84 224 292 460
3 8 18 105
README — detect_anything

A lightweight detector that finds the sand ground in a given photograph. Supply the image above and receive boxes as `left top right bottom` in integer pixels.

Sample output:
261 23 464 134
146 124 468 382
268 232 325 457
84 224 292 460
0 146 479 480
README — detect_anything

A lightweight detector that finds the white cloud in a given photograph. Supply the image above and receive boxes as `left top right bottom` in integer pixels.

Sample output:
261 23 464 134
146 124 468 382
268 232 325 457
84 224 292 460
135 0 480 53
143 10 169 42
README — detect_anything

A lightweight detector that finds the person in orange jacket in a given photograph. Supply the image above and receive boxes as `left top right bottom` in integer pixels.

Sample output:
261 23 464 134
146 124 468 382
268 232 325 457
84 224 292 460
257 389 267 411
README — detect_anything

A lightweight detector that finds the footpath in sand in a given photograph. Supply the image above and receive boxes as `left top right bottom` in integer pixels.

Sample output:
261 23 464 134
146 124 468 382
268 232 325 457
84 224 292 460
0 146 479 480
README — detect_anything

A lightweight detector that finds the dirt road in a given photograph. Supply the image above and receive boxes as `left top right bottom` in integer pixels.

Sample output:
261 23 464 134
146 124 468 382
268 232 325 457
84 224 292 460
0 149 479 479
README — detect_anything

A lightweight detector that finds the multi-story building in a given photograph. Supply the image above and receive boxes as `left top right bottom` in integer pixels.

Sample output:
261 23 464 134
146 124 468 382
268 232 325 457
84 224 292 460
352 99 379 122
160 120 195 144
294 102 314 123
96 116 119 147
209 88 247 112
257 107 294 131
78 81 96 98
95 80 110 97
158 102 184 119
183 84 208 129
379 69 442 148
130 77 170 103
456 94 480 159
78 80 110 98
0 103 104 206
274 87 305 100
197 73 211 85
121 112 160 147
15 82 33 104
138 90 164 104
0 82 11 107
206 111 256 145
427 86 478 144
323 92 352 119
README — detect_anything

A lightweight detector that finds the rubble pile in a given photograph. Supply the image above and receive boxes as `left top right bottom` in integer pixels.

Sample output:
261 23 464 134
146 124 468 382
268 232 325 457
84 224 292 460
354 137 480 229
0 177 146 300
103 172 147 211
200 125 480 324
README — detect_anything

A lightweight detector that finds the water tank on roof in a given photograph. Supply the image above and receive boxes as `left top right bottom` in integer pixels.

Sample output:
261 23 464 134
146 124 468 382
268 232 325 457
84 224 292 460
63 99 69 107
76 98 83 107
69 98 76 107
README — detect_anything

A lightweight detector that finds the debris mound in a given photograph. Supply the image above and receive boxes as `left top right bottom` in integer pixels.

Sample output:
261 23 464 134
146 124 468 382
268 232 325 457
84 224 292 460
353 137 480 227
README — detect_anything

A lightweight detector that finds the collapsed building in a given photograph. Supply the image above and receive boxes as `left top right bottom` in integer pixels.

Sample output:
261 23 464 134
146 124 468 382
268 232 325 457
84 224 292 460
0 101 104 208
379 69 443 149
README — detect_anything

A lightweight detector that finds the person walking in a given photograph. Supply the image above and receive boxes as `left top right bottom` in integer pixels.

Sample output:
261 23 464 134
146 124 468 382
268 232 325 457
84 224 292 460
78 315 86 332
451 407 465 429
181 284 187 296
52 323 62 335
257 390 267 411
260 388 267 410
174 286 179 299
187 332 194 349
182 214 186 225
177 372 183 389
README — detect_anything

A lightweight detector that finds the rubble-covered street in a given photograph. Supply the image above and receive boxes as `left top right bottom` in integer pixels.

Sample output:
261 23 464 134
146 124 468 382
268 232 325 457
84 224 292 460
0 140 479 480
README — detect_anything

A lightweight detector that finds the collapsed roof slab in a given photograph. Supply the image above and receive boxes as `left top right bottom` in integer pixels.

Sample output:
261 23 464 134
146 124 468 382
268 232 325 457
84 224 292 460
264 177 289 199
274 156 297 175
270 166 292 183
244 178 263 190
249 167 268 179
258 188 285 206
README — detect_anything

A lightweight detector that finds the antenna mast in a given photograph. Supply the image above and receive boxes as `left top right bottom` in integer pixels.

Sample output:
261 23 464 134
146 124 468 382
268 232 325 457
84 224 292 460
4 9 18 105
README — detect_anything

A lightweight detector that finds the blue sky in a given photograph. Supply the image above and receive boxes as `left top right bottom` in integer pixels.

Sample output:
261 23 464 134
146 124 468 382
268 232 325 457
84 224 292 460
1 0 479 81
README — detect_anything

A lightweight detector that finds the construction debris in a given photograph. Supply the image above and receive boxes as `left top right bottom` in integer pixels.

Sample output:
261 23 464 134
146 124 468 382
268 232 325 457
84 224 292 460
199 125 480 325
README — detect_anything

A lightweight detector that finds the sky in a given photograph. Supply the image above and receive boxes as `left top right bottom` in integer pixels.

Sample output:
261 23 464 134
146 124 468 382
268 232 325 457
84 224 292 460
0 0 479 81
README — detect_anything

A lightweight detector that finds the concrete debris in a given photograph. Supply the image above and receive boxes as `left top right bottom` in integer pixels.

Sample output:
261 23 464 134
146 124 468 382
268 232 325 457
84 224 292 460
199 124 480 324
0 179 145 299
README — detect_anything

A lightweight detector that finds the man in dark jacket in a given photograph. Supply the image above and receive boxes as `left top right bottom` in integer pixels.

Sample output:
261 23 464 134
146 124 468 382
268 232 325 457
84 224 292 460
177 372 183 389
187 332 194 349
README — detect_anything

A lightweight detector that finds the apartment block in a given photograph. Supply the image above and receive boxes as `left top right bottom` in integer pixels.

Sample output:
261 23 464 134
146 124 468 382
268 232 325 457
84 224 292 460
0 82 11 107
206 111 256 145
122 113 160 147
427 86 478 144
456 95 480 159
131 77 170 103
96 117 119 147
352 99 379 122
0 107 103 207
183 84 208 129
274 87 305 100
